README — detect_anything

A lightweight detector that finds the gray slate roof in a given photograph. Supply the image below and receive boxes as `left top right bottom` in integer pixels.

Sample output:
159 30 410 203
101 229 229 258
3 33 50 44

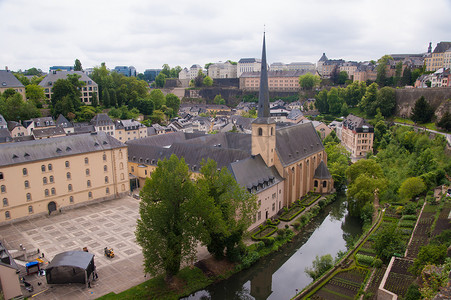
0 128 12 143
0 70 24 88
276 122 324 167
0 132 125 167
0 115 7 128
127 131 206 148
314 160 332 179
56 114 73 128
90 113 114 126
228 154 283 190
39 71 96 88
32 127 66 138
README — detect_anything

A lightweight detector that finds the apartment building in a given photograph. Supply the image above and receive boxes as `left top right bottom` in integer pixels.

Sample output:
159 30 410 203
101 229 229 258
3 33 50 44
240 70 307 91
425 42 451 72
0 70 26 100
0 132 129 223
39 71 99 105
115 119 148 141
207 61 237 79
237 58 261 78
341 114 374 160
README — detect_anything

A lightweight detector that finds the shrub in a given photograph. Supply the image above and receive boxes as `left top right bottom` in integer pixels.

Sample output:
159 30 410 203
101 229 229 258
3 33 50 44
285 224 289 229
402 214 417 221
356 253 375 266
318 199 326 208
240 251 260 269
372 258 383 268
277 228 286 236
263 237 275 247
404 284 421 300
403 203 417 215
293 221 301 230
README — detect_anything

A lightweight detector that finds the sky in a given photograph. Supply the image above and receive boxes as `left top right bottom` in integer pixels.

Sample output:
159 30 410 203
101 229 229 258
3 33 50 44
1 0 450 74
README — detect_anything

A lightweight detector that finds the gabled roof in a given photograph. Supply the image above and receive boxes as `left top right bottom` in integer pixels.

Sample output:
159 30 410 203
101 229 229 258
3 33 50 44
90 113 114 126
276 122 324 166
56 114 73 128
0 128 12 143
39 71 96 88
127 131 206 147
314 160 332 179
32 127 66 138
0 132 125 167
0 114 7 127
318 53 328 62
433 42 451 53
0 70 24 88
7 121 24 131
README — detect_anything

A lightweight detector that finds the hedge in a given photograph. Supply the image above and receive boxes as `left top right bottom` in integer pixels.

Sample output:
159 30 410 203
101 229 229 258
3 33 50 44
356 253 375 266
251 225 278 241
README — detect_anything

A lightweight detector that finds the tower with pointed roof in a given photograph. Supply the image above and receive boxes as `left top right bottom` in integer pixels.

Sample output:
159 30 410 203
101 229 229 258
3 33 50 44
251 33 276 167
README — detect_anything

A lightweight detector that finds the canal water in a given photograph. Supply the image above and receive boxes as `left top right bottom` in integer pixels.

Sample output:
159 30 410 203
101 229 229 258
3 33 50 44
183 195 362 300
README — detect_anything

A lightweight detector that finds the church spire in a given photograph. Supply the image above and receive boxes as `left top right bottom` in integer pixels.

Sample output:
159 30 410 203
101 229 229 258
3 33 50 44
257 32 270 118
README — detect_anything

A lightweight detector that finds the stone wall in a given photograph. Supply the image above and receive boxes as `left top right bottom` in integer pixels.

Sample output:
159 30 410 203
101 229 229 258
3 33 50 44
395 87 451 119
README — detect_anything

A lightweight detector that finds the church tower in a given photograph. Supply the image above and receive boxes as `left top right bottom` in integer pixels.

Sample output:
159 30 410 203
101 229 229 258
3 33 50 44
252 33 276 167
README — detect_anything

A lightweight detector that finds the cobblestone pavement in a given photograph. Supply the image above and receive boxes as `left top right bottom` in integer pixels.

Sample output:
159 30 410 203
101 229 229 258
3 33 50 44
0 196 203 299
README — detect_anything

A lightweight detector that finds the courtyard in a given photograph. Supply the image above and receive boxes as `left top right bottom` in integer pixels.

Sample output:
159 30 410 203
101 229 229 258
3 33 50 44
0 196 149 299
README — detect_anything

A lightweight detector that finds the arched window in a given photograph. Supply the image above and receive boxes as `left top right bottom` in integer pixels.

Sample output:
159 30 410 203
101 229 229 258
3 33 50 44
104 165 107 172
84 157 89 165
88 191 93 198
44 189 49 197
119 151 123 159
49 176 54 183
323 181 327 188
28 205 33 214
69 196 74 203
314 180 318 187
66 172 71 180
43 177 47 184
51 188 56 195
271 127 274 136
106 187 110 194
5 211 10 219
119 162 124 170
23 168 28 176
2 198 8 207
68 184 73 192
41 165 46 172
26 193 31 201
87 180 91 187
65 161 70 168
258 128 263 136
0 185 5 193
105 176 109 184
120 173 125 180
24 180 30 188
86 169 90 176
48 164 53 171
103 153 107 161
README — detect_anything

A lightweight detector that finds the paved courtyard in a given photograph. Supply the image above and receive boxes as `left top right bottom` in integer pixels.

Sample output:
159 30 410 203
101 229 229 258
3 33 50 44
0 196 152 299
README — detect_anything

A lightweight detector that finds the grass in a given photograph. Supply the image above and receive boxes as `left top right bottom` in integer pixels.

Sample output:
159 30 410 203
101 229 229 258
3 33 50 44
393 117 448 133
96 267 214 300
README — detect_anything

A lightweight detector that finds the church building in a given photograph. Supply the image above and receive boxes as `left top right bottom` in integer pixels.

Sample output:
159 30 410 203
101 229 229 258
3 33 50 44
127 34 333 230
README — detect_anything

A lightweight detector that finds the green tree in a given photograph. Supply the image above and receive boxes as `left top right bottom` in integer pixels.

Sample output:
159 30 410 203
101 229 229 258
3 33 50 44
411 96 434 124
436 111 451 131
24 67 42 76
298 73 321 90
315 89 329 114
14 73 30 86
203 76 213 87
0 92 40 121
198 160 257 260
102 88 110 107
74 59 82 71
325 142 350 190
359 82 378 116
398 177 426 201
154 72 167 88
410 244 447 275
374 86 395 117
344 81 364 107
213 94 225 105
394 61 403 86
165 94 180 117
400 67 412 86
91 91 98 107
327 87 342 115
376 55 393 87
25 84 45 106
150 109 166 124
341 103 349 117
193 70 206 87
135 155 209 282
150 89 166 110
50 74 84 117
337 71 348 85
305 254 334 280
373 224 405 262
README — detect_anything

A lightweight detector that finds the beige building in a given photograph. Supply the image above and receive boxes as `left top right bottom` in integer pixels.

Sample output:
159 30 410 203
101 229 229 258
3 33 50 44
341 114 374 160
238 58 261 78
39 71 99 105
0 70 26 100
240 70 310 92
425 42 451 72
208 61 237 79
0 132 129 223
115 119 148 142
0 243 22 299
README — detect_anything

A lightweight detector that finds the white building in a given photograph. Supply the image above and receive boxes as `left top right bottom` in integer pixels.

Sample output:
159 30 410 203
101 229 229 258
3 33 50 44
208 61 237 79
238 58 261 77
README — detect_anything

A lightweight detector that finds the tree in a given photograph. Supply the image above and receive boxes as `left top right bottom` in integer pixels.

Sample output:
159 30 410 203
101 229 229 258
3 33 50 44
102 88 110 107
135 155 209 281
91 91 98 107
315 90 328 114
327 87 342 115
193 70 205 87
0 91 40 121
150 109 166 124
14 73 30 86
394 62 403 86
436 111 451 131
359 82 378 116
154 72 167 88
24 67 42 76
165 94 180 117
25 84 45 106
344 81 364 107
213 94 225 105
398 177 426 201
325 142 350 190
74 59 82 71
338 71 348 85
298 73 321 90
330 65 340 85
149 89 166 110
374 87 395 117
197 160 257 260
376 55 393 87
411 96 434 124
400 67 412 86
203 76 213 87
305 254 334 280
50 74 84 117
373 224 405 262
341 103 349 118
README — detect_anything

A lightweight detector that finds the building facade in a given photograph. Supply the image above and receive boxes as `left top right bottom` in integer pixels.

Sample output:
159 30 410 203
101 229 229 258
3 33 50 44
341 114 374 160
240 70 310 91
238 58 261 78
0 70 26 100
207 61 237 79
0 132 129 223
425 42 451 72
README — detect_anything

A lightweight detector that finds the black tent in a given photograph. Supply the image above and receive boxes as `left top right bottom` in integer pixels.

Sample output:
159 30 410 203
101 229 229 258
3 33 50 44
46 251 95 285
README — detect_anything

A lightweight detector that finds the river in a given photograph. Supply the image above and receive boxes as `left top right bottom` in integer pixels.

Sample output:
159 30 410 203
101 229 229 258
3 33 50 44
183 195 363 300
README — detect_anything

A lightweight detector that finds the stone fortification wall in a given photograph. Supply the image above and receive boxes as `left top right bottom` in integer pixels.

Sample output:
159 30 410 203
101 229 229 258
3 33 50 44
395 87 451 119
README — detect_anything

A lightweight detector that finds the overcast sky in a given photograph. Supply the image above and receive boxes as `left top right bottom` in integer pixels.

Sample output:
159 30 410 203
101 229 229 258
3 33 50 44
1 0 450 73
